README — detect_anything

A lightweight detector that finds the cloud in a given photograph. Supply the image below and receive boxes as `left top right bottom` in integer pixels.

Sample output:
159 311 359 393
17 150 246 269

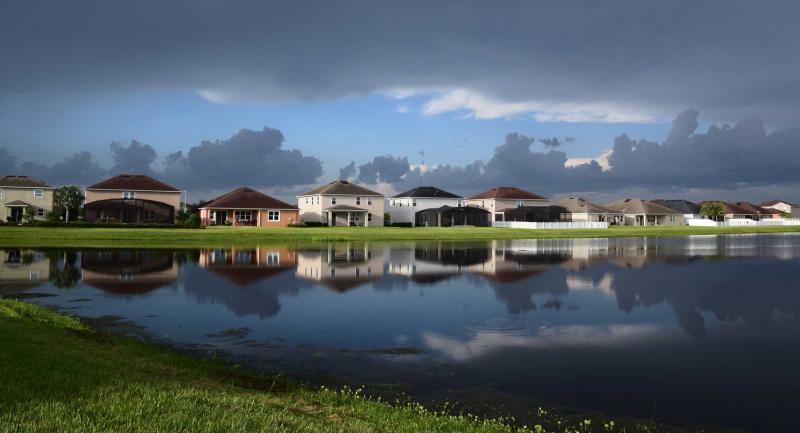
339 161 357 180
2 2 799 124
110 140 157 174
0 147 17 174
354 155 410 184
539 137 564 148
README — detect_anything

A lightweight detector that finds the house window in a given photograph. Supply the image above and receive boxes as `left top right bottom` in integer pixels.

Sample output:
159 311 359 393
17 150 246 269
331 196 337 205
647 215 657 225
481 201 485 208
267 252 280 266
458 200 463 207
670 215 676 223
33 189 44 198
517 200 524 208
368 197 372 205
356 196 361 205
268 210 280 221
235 211 252 222
305 197 309 204
0 189 3 199
29 271 39 281
36 208 44 217
413 199 417 207
368 213 373 222
143 209 155 222
210 212 217 222
122 191 136 199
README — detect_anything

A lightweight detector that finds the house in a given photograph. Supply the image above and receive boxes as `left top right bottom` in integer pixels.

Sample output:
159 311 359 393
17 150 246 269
605 198 684 226
735 202 782 220
0 175 54 223
80 250 177 294
553 197 623 224
84 174 181 224
502 205 569 222
760 199 800 217
297 180 384 226
463 186 549 222
388 186 463 226
698 201 758 222
651 199 702 221
295 243 384 291
414 205 491 227
199 187 298 227
0 249 50 290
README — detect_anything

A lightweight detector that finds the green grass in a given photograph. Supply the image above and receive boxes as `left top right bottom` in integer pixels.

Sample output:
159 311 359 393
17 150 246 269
0 298 708 433
1 225 799 248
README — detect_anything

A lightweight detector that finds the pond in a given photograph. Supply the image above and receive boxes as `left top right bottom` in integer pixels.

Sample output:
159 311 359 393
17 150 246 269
3 234 800 433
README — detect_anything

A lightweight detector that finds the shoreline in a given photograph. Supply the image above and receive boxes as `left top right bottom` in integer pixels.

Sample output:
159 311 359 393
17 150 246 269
1 225 799 248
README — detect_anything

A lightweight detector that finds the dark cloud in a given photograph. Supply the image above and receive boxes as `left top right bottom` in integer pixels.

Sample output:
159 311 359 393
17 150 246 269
539 137 563 148
339 161 357 180
110 140 157 175
355 155 410 184
0 147 17 173
1 2 799 123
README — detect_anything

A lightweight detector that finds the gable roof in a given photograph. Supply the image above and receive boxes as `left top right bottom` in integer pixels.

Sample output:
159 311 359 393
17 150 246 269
301 180 383 196
0 175 49 188
760 199 799 207
393 186 461 199
200 187 297 210
736 202 781 215
468 186 547 200
650 199 701 214
87 174 179 192
699 201 757 215
605 198 681 215
553 197 616 214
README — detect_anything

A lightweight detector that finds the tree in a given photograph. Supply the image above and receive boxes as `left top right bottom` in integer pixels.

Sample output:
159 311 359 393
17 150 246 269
700 202 725 222
53 185 84 223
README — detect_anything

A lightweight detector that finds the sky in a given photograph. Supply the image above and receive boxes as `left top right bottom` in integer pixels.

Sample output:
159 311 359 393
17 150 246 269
1 1 799 204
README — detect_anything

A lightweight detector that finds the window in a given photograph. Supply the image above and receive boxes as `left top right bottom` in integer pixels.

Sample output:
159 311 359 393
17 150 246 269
390 200 394 206
143 209 155 222
235 211 252 222
0 189 3 199
122 191 136 199
457 200 463 207
331 196 337 205
670 215 676 223
29 271 39 281
267 252 280 266
517 200 524 208
481 201 485 208
36 208 44 217
268 210 280 221
210 211 217 222
412 199 417 207
305 197 309 204
356 196 361 205
368 197 372 205
368 213 373 222
33 189 44 198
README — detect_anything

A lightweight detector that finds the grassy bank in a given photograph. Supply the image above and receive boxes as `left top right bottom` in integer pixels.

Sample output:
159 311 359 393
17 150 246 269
1 225 799 248
0 298 700 433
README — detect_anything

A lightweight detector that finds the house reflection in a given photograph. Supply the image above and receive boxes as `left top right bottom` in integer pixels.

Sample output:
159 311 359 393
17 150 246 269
81 250 177 294
0 249 50 292
296 243 384 292
388 242 489 284
198 247 297 285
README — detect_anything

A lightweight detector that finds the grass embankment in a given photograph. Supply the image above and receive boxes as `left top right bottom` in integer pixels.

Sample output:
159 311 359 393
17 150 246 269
0 299 694 433
1 225 799 248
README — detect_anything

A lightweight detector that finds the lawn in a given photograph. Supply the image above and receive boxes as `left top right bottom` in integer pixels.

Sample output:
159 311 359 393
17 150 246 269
0 225 799 248
0 298 697 433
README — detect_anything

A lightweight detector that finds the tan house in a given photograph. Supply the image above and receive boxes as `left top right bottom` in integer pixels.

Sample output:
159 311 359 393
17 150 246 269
606 198 684 226
0 175 55 223
84 174 181 224
463 186 549 222
554 197 623 224
760 199 800 217
295 243 384 292
199 187 298 227
297 180 384 226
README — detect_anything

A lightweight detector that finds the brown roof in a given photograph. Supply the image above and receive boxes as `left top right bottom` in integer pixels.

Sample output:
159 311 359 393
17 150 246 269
301 180 383 196
760 199 799 207
0 175 49 188
201 187 297 210
606 198 681 215
553 197 617 214
699 201 757 215
468 186 547 200
735 202 781 215
87 174 179 192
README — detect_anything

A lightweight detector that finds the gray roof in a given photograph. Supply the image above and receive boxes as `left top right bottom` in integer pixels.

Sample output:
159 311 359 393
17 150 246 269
324 204 368 212
650 199 701 214
301 180 383 196
0 175 49 188
606 198 681 215
393 186 461 199
3 200 32 207
553 197 617 214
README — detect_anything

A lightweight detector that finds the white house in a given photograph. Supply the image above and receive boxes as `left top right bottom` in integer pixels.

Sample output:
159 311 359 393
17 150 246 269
463 186 549 222
297 180 384 226
388 186 463 226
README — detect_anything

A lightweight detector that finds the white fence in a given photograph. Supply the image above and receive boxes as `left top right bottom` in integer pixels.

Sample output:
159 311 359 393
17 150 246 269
687 218 800 227
493 221 608 230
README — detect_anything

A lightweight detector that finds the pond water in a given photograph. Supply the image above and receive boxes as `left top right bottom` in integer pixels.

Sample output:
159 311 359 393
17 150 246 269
3 234 800 433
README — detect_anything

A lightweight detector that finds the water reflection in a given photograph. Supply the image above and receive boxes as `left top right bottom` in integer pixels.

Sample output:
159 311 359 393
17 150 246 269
3 234 800 433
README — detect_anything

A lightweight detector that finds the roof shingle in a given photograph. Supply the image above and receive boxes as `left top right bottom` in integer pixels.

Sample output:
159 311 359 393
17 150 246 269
0 175 49 188
553 197 617 214
468 186 547 200
87 174 179 192
301 180 383 196
201 187 297 210
606 198 681 215
392 186 461 199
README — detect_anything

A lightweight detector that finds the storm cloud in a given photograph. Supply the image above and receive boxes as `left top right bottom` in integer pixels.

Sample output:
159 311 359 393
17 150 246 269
1 1 799 123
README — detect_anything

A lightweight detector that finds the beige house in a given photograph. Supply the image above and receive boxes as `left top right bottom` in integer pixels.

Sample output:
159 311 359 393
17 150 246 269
463 186 549 222
606 198 684 226
0 175 55 223
760 199 800 217
297 180 384 226
295 243 384 291
0 249 50 291
84 174 181 224
554 197 623 224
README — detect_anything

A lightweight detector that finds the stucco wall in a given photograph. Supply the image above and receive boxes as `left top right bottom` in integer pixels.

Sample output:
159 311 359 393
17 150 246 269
0 187 54 221
298 194 384 226
85 189 181 211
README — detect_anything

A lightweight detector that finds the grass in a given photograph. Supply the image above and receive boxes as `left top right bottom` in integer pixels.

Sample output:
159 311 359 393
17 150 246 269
0 298 718 433
0 225 799 248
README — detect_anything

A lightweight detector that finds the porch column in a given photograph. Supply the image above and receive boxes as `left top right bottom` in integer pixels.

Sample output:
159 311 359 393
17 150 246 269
257 210 261 227
347 211 351 227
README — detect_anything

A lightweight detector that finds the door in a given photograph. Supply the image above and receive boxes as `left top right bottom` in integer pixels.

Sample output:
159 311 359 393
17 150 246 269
122 209 136 224
217 211 227 225
9 207 23 222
